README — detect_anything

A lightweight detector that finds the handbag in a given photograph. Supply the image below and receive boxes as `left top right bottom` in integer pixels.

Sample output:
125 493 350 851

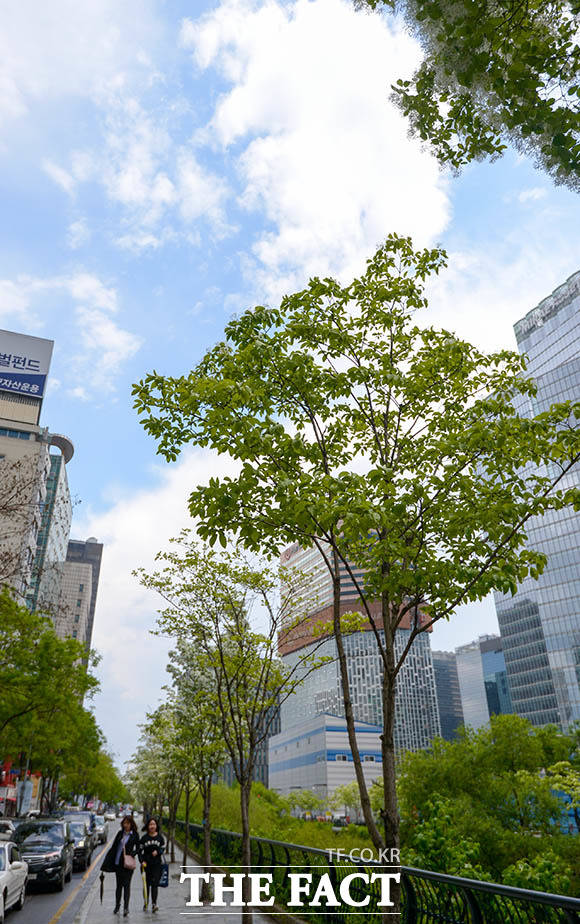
159 856 169 888
123 850 137 871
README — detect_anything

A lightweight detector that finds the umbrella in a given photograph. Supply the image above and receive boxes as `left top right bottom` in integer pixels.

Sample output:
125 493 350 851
142 865 148 908
100 872 105 904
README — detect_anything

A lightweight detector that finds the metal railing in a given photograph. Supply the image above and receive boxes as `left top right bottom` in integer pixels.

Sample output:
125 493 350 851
175 820 580 923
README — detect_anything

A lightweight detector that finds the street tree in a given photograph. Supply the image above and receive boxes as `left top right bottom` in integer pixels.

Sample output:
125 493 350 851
358 0 580 190
133 235 580 879
165 640 228 879
329 781 363 821
136 539 327 921
0 588 99 755
136 709 187 862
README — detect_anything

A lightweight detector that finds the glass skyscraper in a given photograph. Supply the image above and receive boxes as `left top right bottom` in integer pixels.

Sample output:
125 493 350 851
494 270 580 729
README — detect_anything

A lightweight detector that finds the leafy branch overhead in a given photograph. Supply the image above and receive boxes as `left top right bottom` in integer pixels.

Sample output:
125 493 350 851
359 0 580 189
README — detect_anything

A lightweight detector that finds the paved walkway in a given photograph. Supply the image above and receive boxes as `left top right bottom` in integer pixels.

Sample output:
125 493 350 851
78 858 281 924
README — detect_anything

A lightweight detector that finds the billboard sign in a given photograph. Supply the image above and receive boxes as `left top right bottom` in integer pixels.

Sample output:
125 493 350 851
0 330 54 399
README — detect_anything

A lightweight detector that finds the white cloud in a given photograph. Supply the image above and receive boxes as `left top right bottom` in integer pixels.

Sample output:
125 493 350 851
518 187 548 204
423 208 580 353
0 0 159 126
67 219 91 250
182 0 451 301
42 160 76 196
0 271 140 396
75 448 240 762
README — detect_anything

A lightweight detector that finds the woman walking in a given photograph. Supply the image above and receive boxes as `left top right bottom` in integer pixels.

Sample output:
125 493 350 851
140 817 165 913
101 815 140 916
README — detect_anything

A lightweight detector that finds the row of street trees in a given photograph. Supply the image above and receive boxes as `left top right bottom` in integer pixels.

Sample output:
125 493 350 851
130 542 328 915
133 234 580 914
0 586 126 811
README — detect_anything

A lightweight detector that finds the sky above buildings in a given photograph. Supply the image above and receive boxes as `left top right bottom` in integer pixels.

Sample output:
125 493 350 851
2 0 579 766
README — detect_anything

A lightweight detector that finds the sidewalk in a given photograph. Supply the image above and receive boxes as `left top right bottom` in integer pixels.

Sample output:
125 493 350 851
78 858 279 924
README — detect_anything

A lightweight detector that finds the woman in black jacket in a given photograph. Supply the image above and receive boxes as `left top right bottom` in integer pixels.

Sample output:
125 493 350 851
101 815 140 916
139 818 165 913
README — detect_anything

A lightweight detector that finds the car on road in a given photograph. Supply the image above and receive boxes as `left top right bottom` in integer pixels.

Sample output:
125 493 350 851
103 811 116 822
0 840 28 920
63 812 97 851
68 822 92 871
93 815 107 845
14 820 73 892
0 821 16 838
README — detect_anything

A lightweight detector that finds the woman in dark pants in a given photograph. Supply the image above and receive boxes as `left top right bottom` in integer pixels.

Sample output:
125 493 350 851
101 815 140 916
140 817 165 913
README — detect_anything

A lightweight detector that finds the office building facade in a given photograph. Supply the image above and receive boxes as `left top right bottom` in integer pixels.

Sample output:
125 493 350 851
66 538 103 649
494 271 580 729
268 713 382 800
432 650 464 741
280 543 441 753
455 635 512 730
26 451 73 615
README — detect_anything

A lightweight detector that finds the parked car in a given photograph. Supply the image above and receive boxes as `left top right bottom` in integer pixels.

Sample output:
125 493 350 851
63 812 97 851
0 820 16 838
14 820 73 892
0 840 28 918
68 822 92 871
93 815 107 844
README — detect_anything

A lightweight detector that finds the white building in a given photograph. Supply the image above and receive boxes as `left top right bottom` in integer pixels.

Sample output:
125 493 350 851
279 543 441 754
268 713 382 801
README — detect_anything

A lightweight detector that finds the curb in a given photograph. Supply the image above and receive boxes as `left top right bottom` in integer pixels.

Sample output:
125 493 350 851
73 868 102 924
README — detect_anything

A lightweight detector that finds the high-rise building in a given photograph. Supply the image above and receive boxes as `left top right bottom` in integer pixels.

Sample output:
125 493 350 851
455 635 512 730
26 449 73 615
432 650 464 741
0 330 79 633
494 271 580 729
66 538 103 649
55 561 93 645
279 543 441 753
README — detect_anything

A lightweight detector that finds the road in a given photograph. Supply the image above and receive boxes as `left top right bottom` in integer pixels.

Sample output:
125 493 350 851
13 826 113 924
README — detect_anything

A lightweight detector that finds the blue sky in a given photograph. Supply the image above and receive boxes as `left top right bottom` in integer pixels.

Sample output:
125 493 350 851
2 0 579 766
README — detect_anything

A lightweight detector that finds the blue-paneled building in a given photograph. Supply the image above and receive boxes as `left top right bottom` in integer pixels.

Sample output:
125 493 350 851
494 270 580 729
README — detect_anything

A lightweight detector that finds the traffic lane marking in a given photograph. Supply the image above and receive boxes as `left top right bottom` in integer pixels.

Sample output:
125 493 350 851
48 840 110 924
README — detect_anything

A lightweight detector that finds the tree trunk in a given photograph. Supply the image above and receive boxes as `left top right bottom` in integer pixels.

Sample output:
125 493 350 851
381 609 400 917
331 552 385 852
182 777 190 868
201 778 212 902
240 778 252 923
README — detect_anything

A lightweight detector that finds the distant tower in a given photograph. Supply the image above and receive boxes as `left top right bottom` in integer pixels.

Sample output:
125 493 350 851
455 635 513 730
494 271 580 729
65 538 103 648
432 650 464 741
279 542 441 753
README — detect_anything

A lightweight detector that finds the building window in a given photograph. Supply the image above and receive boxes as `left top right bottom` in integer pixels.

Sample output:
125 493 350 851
74 614 80 623
72 630 77 638
364 755 375 763
76 599 81 607
335 754 347 762
79 583 84 592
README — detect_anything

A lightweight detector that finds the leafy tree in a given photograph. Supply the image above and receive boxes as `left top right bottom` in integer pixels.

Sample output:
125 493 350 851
329 781 363 820
136 539 325 921
359 0 580 189
137 707 187 862
165 640 228 880
398 716 579 891
0 587 99 791
287 789 326 817
61 749 129 807
133 235 580 897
